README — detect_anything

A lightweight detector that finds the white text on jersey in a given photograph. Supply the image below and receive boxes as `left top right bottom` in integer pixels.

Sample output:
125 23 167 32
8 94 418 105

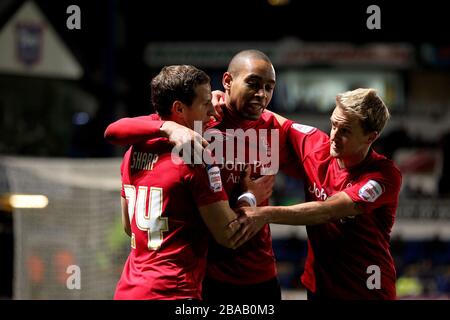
131 152 159 171
308 182 328 201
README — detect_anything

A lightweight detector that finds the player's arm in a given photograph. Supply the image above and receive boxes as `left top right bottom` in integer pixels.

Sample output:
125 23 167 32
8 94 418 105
104 116 209 150
121 196 131 237
231 192 362 247
197 165 273 249
198 201 241 249
255 191 362 225
104 116 164 145
191 165 251 249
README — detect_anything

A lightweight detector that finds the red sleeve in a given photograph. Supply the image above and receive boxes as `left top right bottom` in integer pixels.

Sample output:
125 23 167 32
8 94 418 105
279 122 328 178
343 164 402 214
184 165 228 207
104 114 164 146
278 119 304 179
287 122 329 162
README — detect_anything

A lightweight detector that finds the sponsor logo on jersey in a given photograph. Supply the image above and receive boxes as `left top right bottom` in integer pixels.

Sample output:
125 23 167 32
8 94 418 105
292 123 317 135
358 180 383 202
308 182 328 201
172 121 280 174
206 165 222 192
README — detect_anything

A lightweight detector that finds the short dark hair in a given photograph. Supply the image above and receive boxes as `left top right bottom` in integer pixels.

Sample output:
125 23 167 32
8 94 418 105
151 65 210 116
227 49 272 76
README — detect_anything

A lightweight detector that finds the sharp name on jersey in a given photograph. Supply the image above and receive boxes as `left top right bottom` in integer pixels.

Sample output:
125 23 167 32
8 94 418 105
130 151 159 171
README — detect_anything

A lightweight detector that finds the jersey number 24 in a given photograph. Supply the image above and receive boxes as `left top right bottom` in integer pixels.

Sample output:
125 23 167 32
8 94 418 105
123 185 169 250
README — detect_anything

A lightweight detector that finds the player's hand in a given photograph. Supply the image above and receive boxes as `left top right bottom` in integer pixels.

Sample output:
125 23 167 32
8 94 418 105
229 207 268 248
211 90 226 121
160 121 208 165
226 219 241 249
240 165 275 205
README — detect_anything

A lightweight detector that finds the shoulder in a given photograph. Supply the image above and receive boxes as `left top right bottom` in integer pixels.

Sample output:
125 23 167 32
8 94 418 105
289 122 330 146
261 110 280 121
370 150 402 181
121 147 134 167
290 122 322 136
261 110 290 128
352 152 402 198
123 146 133 158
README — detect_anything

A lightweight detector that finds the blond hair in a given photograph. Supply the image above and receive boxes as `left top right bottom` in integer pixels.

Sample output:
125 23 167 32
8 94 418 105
336 88 390 134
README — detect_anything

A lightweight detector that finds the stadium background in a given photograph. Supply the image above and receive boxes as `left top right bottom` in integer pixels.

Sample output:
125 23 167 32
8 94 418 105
0 0 449 299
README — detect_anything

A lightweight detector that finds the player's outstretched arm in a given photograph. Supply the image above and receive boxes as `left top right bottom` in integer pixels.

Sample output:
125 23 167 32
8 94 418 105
268 192 360 224
231 192 362 247
104 116 209 152
160 121 210 151
104 116 164 146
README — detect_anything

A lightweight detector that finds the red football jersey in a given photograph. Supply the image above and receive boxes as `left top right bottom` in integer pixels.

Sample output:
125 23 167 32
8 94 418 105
205 108 296 285
287 123 402 299
114 139 228 300
106 111 299 285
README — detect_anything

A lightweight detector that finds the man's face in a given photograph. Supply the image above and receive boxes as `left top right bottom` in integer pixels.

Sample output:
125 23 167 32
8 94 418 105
183 83 214 131
227 59 276 120
329 106 372 160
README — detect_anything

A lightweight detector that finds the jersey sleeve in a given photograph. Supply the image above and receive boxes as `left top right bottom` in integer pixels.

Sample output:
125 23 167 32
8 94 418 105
280 122 329 179
343 164 402 214
104 114 164 146
278 119 304 179
287 122 330 162
183 165 229 207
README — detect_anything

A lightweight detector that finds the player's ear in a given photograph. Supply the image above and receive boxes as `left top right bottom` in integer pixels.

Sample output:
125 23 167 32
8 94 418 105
367 131 378 144
171 100 184 116
222 72 232 91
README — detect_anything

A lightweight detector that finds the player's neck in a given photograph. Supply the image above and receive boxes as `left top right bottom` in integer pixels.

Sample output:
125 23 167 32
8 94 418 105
337 148 371 169
161 115 182 126
224 103 239 118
